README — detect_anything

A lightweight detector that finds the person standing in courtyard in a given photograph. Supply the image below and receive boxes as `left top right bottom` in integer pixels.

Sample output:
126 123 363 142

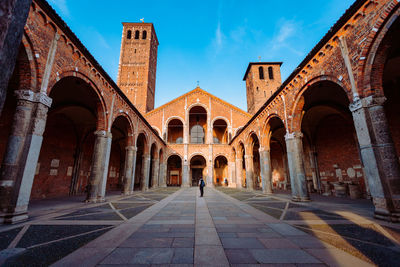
199 178 205 197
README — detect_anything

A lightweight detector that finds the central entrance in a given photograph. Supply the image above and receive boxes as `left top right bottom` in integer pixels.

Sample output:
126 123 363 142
190 155 206 186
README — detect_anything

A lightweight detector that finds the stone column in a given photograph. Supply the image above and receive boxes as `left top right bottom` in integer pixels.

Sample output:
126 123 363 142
151 158 159 188
228 161 236 187
259 148 273 194
123 146 136 195
158 160 167 187
207 145 214 187
86 130 112 202
182 161 190 187
350 96 400 221
285 132 310 201
244 154 254 190
0 0 32 115
141 154 151 191
0 90 51 224
235 157 243 189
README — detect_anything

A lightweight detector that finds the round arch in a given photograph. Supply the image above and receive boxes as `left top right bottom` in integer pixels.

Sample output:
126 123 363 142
359 4 400 97
211 116 230 128
289 78 351 132
48 70 107 130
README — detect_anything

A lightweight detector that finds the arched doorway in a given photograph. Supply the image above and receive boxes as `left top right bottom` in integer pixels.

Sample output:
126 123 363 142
190 155 206 186
189 106 207 144
214 156 228 186
167 155 182 186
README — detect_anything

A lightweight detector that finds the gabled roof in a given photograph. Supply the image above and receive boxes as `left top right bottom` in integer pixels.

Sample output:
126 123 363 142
243 62 283 81
145 87 251 117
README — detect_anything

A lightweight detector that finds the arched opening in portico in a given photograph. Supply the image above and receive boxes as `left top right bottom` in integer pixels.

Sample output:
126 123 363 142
190 155 206 186
167 155 182 186
214 155 228 186
299 80 365 197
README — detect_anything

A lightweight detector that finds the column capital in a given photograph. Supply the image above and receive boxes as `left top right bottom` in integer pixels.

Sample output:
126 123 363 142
14 90 53 107
125 146 137 151
349 96 386 112
244 155 253 159
94 130 112 138
285 132 303 140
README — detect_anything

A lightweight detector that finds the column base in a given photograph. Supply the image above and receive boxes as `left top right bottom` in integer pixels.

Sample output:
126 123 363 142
182 184 191 188
0 211 28 224
85 197 106 203
160 184 167 188
292 196 311 202
374 211 400 223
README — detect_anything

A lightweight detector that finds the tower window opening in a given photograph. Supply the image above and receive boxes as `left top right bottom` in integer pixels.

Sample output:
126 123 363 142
142 30 147 39
259 66 264 79
256 87 259 91
268 66 274 79
264 91 266 97
127 30 132 39
135 30 140 39
134 49 137 53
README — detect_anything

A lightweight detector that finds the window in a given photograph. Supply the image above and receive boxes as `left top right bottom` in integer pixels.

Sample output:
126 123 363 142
127 30 132 39
264 91 266 97
134 49 137 53
142 30 147 39
135 30 140 39
259 66 264 79
268 66 274 79
190 125 205 144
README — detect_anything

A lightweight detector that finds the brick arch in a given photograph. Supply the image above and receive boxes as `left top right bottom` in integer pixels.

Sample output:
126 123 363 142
136 131 150 154
187 102 209 115
260 114 285 149
213 153 228 162
111 113 135 146
152 126 161 136
188 152 207 163
245 131 260 151
48 70 107 130
165 116 185 129
211 116 230 128
166 153 183 162
357 2 400 97
21 32 38 91
236 141 246 158
289 75 351 132
150 142 158 159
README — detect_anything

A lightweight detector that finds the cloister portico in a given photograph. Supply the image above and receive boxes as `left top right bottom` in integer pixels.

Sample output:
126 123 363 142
1 0 400 226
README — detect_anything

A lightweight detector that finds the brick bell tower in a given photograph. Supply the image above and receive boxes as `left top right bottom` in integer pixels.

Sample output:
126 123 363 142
243 62 282 115
117 22 158 114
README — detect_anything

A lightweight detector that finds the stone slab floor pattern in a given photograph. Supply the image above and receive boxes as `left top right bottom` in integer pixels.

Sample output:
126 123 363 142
1 187 400 266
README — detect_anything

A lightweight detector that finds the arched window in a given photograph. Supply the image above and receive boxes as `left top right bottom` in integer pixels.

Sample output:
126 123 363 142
190 125 205 144
259 66 264 79
268 66 274 79
135 30 140 39
127 30 132 39
142 30 147 39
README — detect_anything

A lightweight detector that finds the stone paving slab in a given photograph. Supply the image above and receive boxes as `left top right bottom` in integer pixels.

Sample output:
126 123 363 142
50 187 375 267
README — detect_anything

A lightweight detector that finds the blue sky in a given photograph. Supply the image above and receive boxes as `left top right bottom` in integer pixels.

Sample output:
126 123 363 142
48 0 355 111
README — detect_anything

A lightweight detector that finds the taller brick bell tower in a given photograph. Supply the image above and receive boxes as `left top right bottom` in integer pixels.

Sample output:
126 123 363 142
243 62 282 115
117 22 159 113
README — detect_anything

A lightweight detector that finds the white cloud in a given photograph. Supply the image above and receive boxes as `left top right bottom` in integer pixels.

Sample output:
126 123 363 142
276 21 295 43
48 0 70 18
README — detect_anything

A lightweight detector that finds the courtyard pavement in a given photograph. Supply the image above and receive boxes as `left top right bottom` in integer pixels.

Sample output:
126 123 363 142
1 187 400 266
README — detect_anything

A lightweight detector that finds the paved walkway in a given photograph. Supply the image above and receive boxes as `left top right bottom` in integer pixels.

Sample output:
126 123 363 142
53 187 374 266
